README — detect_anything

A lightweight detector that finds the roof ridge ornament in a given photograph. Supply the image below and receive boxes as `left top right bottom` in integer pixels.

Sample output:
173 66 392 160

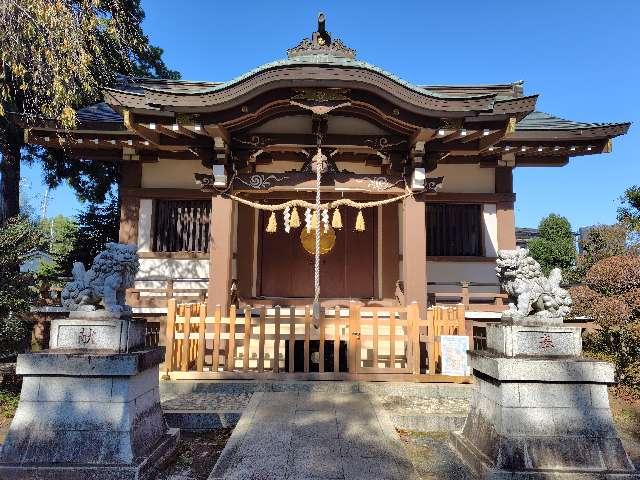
287 13 356 59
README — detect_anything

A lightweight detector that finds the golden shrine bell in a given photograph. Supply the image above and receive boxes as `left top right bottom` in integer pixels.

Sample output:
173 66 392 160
300 226 336 255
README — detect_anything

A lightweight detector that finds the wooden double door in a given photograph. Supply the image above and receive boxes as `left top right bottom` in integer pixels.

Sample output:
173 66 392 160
259 208 376 299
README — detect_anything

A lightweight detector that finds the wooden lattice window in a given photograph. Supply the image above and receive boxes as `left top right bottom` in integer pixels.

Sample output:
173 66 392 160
427 203 483 256
152 200 211 253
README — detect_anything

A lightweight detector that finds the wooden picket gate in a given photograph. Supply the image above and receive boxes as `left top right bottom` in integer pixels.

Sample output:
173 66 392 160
163 299 471 382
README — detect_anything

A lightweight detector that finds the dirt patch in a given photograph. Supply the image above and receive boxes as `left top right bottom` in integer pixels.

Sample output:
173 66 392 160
610 387 640 468
397 429 472 480
0 389 19 444
156 428 233 480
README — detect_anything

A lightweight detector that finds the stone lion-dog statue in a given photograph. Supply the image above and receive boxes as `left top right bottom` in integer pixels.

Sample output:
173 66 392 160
496 248 572 319
61 243 139 315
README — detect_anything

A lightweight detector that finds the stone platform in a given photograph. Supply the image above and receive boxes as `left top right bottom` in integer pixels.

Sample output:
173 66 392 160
0 347 179 480
453 317 639 479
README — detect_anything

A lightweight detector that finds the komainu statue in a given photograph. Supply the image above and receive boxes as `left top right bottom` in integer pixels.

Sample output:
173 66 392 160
496 248 572 319
61 243 139 315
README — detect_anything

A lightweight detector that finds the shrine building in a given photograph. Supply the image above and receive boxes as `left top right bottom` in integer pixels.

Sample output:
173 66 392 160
25 15 630 322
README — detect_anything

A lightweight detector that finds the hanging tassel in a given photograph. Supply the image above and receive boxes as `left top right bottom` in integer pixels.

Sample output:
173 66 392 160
290 207 301 228
310 211 319 230
355 210 365 232
321 208 329 233
266 211 277 233
304 208 312 233
283 206 291 233
331 208 343 229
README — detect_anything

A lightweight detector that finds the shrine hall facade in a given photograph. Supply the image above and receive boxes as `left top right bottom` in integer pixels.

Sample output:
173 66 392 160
25 18 629 318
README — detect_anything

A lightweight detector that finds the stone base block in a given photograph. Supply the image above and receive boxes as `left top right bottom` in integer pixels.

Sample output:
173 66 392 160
49 316 146 352
0 348 178 478
452 431 639 480
0 428 179 480
486 321 582 357
453 347 639 479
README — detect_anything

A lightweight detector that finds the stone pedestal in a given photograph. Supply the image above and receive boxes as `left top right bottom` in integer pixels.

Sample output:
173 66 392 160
49 312 147 352
0 313 179 480
452 316 639 479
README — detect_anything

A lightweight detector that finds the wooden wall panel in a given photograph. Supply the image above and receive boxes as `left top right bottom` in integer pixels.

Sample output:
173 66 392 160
236 204 256 298
380 204 399 299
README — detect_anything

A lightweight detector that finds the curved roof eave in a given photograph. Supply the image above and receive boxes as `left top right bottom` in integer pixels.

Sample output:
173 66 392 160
139 55 497 102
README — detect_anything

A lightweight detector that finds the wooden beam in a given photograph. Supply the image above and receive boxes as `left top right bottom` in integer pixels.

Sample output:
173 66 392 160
203 124 231 144
123 110 161 147
121 187 211 199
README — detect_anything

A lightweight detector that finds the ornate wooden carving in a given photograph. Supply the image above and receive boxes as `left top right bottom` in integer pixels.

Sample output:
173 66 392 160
194 172 444 194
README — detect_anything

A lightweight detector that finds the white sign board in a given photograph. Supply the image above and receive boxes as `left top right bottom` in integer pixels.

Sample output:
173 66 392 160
439 335 470 376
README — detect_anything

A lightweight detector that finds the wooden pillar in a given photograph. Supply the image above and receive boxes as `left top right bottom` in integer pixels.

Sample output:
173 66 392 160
118 162 141 245
401 195 427 313
208 195 235 313
495 167 516 249
497 203 516 249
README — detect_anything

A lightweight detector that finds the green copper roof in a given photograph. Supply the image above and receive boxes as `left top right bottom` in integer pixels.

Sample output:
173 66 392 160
138 55 494 101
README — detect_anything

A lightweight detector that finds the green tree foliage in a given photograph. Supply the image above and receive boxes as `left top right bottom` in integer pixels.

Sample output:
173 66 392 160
0 0 179 221
69 194 119 268
570 254 640 387
37 214 78 280
574 223 630 282
618 185 640 233
527 214 576 277
0 216 42 356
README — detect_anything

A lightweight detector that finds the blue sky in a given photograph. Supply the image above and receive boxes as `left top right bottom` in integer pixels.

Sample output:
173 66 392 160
23 0 639 228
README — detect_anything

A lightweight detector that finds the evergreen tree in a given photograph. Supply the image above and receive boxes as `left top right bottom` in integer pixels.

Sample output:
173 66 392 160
618 186 640 235
69 194 120 269
527 214 577 277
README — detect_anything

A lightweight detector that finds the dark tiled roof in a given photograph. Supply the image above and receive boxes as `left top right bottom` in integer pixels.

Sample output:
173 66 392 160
113 76 223 94
76 102 122 123
516 111 621 130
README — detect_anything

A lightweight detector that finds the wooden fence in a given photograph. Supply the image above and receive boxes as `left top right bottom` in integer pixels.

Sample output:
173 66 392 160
163 300 471 382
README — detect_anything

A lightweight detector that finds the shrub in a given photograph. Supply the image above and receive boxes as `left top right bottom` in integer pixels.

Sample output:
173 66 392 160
575 253 640 387
569 285 604 317
623 288 640 317
586 255 640 295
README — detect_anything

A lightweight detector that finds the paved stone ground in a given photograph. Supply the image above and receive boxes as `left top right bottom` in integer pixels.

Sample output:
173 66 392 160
208 392 419 480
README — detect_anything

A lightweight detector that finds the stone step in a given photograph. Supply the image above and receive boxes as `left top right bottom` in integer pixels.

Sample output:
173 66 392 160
390 413 467 432
163 411 241 431
159 382 473 434
160 379 473 399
